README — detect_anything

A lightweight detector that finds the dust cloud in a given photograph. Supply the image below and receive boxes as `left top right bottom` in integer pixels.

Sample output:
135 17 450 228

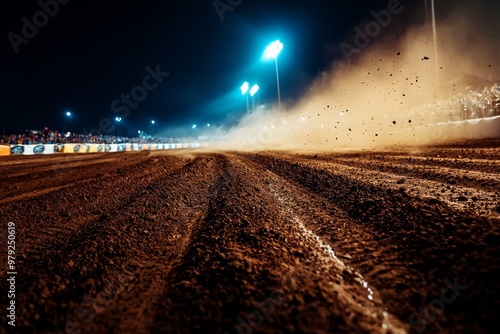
220 3 499 152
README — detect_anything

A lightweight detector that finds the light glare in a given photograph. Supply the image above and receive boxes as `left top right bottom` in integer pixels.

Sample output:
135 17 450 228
264 40 284 59
241 82 249 95
250 84 260 97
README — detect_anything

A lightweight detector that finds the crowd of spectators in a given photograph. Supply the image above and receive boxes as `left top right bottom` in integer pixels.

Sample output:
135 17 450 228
404 83 500 123
0 128 180 146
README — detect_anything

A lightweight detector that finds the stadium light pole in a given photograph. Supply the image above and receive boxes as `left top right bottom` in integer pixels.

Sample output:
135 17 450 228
115 117 122 136
250 84 260 113
64 111 72 132
264 40 284 110
431 0 440 85
150 120 155 137
241 82 250 115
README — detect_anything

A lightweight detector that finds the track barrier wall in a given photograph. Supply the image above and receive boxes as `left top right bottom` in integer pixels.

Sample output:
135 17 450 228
0 145 10 156
3 142 206 156
409 115 500 144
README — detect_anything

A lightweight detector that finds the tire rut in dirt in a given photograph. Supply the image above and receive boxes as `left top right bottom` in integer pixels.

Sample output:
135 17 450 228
75 154 222 334
0 154 218 333
0 154 188 258
1 146 498 334
282 153 499 219
244 152 500 333
0 152 150 202
152 154 405 334
310 155 500 194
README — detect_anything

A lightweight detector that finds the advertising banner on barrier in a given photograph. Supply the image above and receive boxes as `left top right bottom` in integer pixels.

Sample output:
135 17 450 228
1 141 203 157
0 145 10 156
55 143 108 153
10 144 57 155
58 143 87 154
105 144 129 152
87 144 102 153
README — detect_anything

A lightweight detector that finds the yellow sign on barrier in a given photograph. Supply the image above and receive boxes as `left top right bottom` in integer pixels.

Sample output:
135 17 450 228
1 141 212 157
0 145 10 156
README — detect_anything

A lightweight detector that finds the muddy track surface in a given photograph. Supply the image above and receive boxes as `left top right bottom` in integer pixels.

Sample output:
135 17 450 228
1 141 499 334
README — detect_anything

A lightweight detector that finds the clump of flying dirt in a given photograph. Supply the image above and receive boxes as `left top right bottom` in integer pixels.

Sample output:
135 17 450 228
222 3 499 152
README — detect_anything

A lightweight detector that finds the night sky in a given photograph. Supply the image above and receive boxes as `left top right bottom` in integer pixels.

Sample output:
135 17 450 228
0 0 484 136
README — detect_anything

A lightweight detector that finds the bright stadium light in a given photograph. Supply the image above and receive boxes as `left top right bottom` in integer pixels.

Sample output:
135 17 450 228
240 82 249 95
263 40 283 60
250 84 260 113
151 120 155 125
115 117 122 136
64 111 72 132
241 81 250 115
250 84 259 97
264 40 284 109
207 123 211 127
192 124 197 129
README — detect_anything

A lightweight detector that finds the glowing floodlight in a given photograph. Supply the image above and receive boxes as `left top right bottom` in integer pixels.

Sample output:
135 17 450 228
264 40 284 109
249 84 260 113
264 40 284 60
241 82 249 95
250 84 260 97
241 82 250 115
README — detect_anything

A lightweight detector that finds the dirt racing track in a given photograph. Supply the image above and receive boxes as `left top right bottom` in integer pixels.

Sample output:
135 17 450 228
1 140 499 334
